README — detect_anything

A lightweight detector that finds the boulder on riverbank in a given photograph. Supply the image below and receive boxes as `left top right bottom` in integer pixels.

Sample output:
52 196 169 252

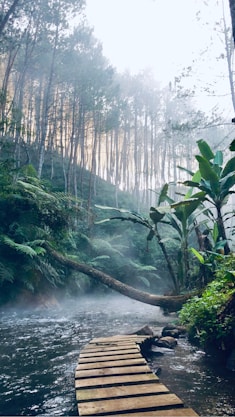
161 324 187 338
153 336 177 349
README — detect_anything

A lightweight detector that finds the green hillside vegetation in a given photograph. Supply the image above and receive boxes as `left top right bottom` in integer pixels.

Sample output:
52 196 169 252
0 142 168 306
0 0 234 360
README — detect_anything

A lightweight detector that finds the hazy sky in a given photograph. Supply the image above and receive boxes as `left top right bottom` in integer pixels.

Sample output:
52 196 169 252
85 0 233 115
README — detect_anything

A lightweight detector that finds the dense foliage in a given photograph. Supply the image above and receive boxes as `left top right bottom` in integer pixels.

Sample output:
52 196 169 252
179 254 235 351
0 0 233 212
0 0 234 346
0 154 168 305
95 140 235 295
0 160 78 304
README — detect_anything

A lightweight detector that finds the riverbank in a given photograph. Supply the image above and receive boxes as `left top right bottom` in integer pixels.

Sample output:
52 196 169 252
0 296 235 416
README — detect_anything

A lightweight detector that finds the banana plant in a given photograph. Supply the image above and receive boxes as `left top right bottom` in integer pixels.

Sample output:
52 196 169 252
95 198 180 294
181 139 235 255
149 184 205 291
96 184 204 294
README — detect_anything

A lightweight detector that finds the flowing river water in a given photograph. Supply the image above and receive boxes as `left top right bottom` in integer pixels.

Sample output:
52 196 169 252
0 295 235 416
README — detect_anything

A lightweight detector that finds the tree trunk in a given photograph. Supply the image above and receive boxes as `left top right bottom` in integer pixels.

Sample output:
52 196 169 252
223 2 235 111
216 205 230 255
45 244 191 312
0 0 20 35
229 0 235 45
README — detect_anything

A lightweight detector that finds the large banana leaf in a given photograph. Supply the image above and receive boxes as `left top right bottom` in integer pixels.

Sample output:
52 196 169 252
220 172 235 201
197 139 214 161
214 150 223 166
195 155 219 184
221 156 235 178
149 207 166 223
229 139 235 151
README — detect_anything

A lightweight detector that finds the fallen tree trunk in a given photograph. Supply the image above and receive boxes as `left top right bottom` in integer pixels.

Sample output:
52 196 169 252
46 244 192 312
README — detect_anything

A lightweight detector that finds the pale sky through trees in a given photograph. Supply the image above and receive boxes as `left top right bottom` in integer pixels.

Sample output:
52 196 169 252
85 0 233 116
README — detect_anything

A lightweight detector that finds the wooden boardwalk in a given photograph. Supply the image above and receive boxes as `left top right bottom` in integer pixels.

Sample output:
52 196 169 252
75 334 199 416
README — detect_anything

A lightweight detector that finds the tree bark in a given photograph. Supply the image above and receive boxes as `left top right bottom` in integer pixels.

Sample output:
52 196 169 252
229 0 235 45
45 244 191 312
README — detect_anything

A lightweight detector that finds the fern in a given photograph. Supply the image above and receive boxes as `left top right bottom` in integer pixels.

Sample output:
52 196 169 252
92 238 124 257
35 258 63 287
90 255 110 267
0 262 14 283
21 276 35 292
137 276 151 288
25 240 46 255
17 180 58 201
1 235 38 257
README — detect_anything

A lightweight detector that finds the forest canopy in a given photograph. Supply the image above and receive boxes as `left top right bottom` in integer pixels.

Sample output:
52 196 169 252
0 1 234 317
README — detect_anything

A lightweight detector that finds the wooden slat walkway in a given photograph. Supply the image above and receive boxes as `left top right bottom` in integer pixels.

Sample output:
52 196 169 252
75 334 199 416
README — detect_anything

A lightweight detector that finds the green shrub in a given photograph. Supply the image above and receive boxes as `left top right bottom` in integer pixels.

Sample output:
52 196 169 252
179 255 235 349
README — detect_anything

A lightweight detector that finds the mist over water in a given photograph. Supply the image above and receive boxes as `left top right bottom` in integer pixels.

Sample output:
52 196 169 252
0 295 235 416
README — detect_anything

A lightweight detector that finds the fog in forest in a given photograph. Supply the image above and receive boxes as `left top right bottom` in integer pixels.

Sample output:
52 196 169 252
1 3 235 417
0 0 234 306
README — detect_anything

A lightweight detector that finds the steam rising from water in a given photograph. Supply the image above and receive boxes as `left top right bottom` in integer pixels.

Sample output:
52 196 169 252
1 295 234 416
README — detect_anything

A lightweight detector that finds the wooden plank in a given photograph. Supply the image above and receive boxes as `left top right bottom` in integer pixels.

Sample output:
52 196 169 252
80 348 140 357
79 353 142 363
81 346 140 355
75 373 159 388
88 342 139 348
89 337 149 345
76 334 199 417
90 335 147 343
78 393 183 415
111 408 199 416
77 358 146 370
76 382 169 401
76 364 152 379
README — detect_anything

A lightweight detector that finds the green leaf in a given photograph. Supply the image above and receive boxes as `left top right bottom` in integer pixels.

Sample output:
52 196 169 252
171 198 199 209
0 262 14 283
2 236 37 258
191 170 202 183
213 240 227 251
197 139 214 161
17 180 57 201
199 178 213 194
137 276 150 287
95 204 131 213
165 214 182 237
91 255 110 261
34 247 46 255
157 184 169 205
191 191 207 199
196 155 219 184
177 165 195 176
149 207 166 223
95 218 111 224
190 247 205 264
213 150 223 166
229 139 235 151
221 156 235 178
220 173 235 200
183 180 201 188
140 265 158 272
212 223 219 243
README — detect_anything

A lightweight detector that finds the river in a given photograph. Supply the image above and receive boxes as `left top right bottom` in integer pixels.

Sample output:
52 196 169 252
0 295 235 416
